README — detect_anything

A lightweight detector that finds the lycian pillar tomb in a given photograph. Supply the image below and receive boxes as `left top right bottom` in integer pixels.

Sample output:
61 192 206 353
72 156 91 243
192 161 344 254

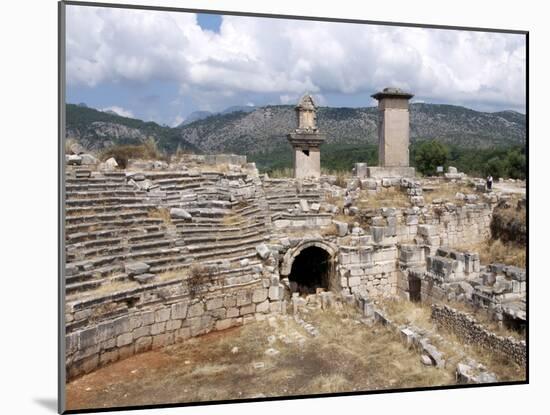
368 87 415 178
287 94 326 179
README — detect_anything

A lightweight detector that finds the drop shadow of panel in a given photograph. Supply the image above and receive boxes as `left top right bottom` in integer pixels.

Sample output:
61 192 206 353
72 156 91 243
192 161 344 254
34 398 58 413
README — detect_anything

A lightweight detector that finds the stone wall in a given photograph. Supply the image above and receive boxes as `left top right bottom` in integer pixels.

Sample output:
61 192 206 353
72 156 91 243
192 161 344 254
338 243 398 297
431 304 526 367
66 278 282 379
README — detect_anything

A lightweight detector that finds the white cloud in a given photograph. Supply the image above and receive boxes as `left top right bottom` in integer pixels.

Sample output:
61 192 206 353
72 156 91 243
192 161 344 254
66 6 526 111
101 106 134 118
171 115 184 127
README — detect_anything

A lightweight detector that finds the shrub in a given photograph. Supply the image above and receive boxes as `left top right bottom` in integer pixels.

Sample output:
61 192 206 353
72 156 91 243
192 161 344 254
99 137 167 168
187 264 215 298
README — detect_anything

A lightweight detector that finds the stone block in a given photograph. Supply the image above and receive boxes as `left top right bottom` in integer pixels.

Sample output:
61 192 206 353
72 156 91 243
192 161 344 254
215 319 233 331
268 286 282 300
171 302 188 320
354 163 368 178
206 297 224 310
133 326 151 340
124 262 150 277
227 307 239 318
116 332 133 348
236 291 252 306
141 311 155 326
79 327 98 350
170 208 192 220
252 288 268 303
240 304 256 315
256 243 271 259
155 308 171 323
188 302 205 317
99 349 119 366
348 276 361 287
166 319 182 331
150 322 166 336
152 333 174 349
135 336 153 353
256 299 270 313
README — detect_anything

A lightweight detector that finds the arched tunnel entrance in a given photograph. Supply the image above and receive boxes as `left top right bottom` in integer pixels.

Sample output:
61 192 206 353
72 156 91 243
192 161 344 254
288 246 333 295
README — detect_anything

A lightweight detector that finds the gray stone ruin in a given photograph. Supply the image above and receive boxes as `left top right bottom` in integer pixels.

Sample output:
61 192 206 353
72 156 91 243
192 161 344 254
287 94 326 179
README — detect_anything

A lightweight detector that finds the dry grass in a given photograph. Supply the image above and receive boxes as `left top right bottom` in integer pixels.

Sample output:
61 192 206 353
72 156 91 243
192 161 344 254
454 239 526 268
201 163 230 173
380 299 525 382
319 224 338 237
222 212 246 226
423 182 474 205
147 207 172 225
433 329 525 382
378 298 434 331
66 307 453 410
100 138 167 168
156 269 188 282
85 279 138 297
357 188 410 209
321 169 352 188
65 137 81 154
268 168 294 178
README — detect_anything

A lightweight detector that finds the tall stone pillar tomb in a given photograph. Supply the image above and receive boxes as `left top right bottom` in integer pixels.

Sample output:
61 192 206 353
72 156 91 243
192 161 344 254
287 94 326 179
369 87 415 178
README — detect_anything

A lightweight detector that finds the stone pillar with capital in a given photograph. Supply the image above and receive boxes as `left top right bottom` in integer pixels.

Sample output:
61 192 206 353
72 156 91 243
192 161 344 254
368 87 416 178
287 94 326 179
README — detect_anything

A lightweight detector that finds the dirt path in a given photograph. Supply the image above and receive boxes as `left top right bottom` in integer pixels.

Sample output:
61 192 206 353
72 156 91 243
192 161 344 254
493 181 526 195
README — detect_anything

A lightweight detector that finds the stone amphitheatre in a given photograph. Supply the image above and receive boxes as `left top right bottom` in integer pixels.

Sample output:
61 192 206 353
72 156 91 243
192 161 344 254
64 88 526 409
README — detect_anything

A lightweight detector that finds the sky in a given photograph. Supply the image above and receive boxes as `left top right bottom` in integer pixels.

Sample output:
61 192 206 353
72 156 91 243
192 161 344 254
65 5 527 126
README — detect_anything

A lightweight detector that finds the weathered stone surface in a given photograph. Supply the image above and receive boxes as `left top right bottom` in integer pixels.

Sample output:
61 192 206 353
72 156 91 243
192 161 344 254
252 288 268 303
67 154 82 165
104 157 118 169
187 302 205 318
256 243 271 259
80 153 99 165
134 273 155 283
155 308 170 323
170 208 192 220
116 332 133 348
206 297 223 311
124 262 150 276
333 220 348 237
256 300 270 313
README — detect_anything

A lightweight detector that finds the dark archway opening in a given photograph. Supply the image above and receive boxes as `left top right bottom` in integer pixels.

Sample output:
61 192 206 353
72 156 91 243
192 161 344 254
408 274 422 302
289 246 332 295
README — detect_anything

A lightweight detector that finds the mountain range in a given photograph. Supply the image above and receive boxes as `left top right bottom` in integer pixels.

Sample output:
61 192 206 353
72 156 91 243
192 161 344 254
66 103 526 158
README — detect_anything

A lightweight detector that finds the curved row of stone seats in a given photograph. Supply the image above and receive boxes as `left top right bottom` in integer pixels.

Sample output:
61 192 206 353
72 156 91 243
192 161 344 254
65 170 179 295
65 166 271 298
262 178 324 215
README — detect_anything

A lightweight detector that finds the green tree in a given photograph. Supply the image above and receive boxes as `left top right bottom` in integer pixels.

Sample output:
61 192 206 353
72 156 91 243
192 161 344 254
485 156 507 179
506 149 527 180
414 140 449 176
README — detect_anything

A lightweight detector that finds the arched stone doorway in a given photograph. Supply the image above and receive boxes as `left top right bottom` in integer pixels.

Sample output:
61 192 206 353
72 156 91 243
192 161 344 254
280 240 337 295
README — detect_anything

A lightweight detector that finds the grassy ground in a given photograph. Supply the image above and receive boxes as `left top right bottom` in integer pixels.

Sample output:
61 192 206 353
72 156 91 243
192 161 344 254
378 299 526 381
66 307 453 411
422 181 474 205
454 239 526 268
358 188 411 209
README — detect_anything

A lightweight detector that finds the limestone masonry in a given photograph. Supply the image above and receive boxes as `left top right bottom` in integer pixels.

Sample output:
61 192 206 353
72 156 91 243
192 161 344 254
64 89 526 382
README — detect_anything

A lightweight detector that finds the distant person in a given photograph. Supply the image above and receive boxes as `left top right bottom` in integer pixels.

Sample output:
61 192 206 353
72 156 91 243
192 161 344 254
486 175 493 191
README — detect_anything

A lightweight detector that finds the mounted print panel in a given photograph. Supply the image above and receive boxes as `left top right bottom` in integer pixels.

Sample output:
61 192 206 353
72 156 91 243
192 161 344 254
59 1 527 413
